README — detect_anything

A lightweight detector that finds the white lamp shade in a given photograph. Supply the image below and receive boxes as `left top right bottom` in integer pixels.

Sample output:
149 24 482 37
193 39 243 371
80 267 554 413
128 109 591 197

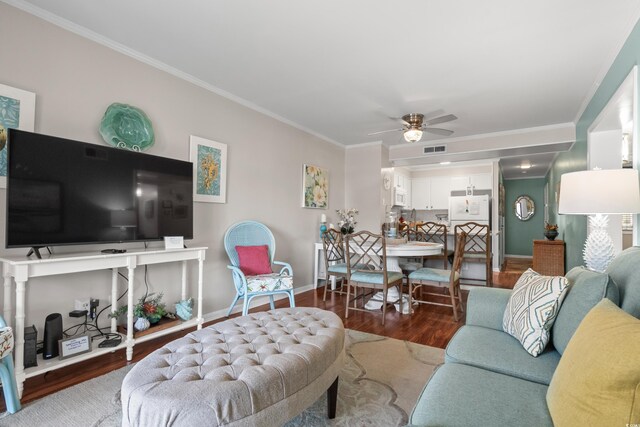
558 169 640 214
403 129 423 143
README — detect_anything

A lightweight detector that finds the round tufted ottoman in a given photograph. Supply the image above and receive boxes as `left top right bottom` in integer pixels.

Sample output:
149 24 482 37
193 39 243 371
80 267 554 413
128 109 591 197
121 307 345 426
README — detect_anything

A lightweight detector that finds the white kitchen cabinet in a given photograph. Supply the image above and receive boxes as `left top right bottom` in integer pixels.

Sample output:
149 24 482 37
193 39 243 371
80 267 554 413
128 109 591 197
450 176 470 191
410 176 450 210
430 176 452 209
411 177 430 209
394 171 410 190
470 173 492 190
450 173 492 192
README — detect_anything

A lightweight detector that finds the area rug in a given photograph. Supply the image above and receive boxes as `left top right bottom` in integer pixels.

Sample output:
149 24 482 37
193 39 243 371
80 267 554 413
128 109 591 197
0 330 444 427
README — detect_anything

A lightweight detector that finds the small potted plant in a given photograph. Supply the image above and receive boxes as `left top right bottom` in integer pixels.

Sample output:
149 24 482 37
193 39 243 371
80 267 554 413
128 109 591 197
544 223 559 241
109 292 168 331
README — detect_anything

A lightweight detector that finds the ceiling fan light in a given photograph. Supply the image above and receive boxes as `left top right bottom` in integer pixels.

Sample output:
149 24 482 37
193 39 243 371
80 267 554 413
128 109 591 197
404 129 423 143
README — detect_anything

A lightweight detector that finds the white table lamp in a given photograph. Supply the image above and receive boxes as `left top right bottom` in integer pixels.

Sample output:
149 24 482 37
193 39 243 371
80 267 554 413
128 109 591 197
558 169 640 272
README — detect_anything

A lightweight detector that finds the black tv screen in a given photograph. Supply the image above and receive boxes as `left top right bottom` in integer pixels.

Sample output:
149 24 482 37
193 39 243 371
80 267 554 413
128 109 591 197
6 129 193 249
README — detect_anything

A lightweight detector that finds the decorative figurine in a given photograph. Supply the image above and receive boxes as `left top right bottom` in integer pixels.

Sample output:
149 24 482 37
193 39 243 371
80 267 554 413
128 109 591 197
175 298 194 321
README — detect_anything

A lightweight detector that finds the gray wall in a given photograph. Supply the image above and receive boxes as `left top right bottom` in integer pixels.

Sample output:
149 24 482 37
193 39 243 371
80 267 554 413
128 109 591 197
0 4 346 333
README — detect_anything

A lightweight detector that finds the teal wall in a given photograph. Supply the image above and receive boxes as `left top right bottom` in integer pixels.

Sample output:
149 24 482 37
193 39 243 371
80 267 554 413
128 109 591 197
505 178 545 256
546 19 640 269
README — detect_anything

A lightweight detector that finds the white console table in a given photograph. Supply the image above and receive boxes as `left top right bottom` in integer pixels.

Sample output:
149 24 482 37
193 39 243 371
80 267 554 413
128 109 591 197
0 246 207 397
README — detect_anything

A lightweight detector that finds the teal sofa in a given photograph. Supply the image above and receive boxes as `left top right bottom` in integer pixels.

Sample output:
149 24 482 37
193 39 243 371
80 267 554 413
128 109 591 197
409 247 640 426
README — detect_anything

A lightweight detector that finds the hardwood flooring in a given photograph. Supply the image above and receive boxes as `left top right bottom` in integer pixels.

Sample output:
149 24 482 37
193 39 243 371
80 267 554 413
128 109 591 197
10 257 528 409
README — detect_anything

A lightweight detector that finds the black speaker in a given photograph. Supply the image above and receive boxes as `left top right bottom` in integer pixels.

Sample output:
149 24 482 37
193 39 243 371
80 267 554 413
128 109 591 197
24 325 38 368
43 313 62 360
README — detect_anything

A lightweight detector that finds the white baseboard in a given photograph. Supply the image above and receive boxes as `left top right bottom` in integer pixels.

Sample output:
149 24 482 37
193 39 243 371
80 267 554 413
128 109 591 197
202 284 316 322
504 254 533 259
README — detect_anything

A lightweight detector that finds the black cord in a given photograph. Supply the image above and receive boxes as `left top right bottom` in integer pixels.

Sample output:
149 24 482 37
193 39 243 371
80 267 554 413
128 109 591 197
143 265 149 300
93 266 150 331
93 273 130 333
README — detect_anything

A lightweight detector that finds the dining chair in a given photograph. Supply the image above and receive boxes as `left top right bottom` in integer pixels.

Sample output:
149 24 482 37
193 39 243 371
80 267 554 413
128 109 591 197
0 315 21 414
321 228 348 301
224 221 295 316
408 232 467 321
345 230 405 325
398 229 427 274
454 222 493 287
418 222 453 269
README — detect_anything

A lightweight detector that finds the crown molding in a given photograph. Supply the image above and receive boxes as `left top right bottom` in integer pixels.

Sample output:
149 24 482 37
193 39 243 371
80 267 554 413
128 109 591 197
344 140 383 150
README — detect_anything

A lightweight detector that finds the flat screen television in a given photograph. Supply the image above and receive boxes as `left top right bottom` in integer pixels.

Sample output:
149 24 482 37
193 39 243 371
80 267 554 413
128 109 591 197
6 129 193 254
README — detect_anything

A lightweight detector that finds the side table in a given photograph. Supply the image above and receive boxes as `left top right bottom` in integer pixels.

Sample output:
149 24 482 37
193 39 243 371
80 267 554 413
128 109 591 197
533 240 565 275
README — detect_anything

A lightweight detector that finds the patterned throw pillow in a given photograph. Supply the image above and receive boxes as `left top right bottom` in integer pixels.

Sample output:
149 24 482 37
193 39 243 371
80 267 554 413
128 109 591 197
503 268 570 357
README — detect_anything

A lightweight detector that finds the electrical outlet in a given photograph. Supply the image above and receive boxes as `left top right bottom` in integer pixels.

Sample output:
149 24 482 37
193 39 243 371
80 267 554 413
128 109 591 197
75 298 90 312
89 298 99 319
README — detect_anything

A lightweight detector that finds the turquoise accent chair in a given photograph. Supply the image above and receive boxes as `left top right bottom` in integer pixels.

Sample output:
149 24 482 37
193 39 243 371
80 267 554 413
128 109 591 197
224 221 295 316
0 315 21 414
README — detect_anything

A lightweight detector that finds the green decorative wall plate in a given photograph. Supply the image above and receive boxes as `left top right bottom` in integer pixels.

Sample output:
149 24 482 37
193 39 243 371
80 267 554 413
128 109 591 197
99 103 154 151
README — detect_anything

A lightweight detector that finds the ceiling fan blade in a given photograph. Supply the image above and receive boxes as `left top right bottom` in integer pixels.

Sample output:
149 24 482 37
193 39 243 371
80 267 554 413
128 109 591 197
424 127 454 136
424 114 458 126
368 127 403 136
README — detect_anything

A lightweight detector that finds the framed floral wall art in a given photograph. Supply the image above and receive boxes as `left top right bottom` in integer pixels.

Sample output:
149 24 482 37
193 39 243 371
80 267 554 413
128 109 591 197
189 135 227 203
0 83 36 188
302 164 328 209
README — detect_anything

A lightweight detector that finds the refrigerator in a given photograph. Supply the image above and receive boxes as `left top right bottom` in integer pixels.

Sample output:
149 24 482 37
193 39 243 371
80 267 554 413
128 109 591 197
449 195 490 229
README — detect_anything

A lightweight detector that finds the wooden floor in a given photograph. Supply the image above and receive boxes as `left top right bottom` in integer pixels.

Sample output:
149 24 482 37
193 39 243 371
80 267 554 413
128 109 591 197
11 257 530 409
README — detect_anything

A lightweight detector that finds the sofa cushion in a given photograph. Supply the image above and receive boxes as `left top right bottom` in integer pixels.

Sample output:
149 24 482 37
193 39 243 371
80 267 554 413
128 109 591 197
410 363 553 427
446 325 560 385
547 299 640 426
350 271 403 285
465 287 512 331
502 269 570 356
551 266 618 355
605 246 640 317
246 273 293 293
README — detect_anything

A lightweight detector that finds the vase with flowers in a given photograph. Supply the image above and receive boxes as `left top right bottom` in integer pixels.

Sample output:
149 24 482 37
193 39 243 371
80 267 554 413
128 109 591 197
336 208 358 235
109 292 168 331
544 223 559 240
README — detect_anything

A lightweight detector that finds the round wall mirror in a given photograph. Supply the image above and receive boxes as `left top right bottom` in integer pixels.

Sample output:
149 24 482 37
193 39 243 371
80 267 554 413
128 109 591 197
514 195 535 221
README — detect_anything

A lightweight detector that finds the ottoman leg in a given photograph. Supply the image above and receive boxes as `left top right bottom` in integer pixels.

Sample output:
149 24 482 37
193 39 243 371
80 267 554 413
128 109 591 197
327 376 339 419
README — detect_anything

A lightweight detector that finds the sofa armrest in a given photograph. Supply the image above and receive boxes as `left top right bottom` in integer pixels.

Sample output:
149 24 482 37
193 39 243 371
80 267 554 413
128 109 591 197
466 288 512 331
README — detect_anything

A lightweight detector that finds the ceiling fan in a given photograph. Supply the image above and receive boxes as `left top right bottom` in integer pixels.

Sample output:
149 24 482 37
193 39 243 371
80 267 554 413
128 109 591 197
368 113 458 143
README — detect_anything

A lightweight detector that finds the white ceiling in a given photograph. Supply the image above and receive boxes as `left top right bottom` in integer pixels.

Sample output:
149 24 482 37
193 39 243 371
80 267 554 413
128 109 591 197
7 0 640 170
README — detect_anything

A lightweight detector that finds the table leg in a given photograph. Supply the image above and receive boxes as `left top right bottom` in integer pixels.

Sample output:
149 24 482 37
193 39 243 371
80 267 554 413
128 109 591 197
14 280 26 398
385 255 402 273
197 251 204 330
3 265 12 328
111 268 118 334
126 262 135 361
313 245 320 289
181 260 187 301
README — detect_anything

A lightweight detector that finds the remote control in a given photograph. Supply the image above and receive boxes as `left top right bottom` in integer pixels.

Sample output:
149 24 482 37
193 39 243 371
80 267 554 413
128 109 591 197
101 249 127 254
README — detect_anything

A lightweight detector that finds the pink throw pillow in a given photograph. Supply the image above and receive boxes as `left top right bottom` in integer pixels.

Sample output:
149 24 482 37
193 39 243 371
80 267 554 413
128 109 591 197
236 245 272 276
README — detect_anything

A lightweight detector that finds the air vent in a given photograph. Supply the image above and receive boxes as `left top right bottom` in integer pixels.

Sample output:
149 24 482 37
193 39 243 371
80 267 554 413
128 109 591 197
423 145 447 155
